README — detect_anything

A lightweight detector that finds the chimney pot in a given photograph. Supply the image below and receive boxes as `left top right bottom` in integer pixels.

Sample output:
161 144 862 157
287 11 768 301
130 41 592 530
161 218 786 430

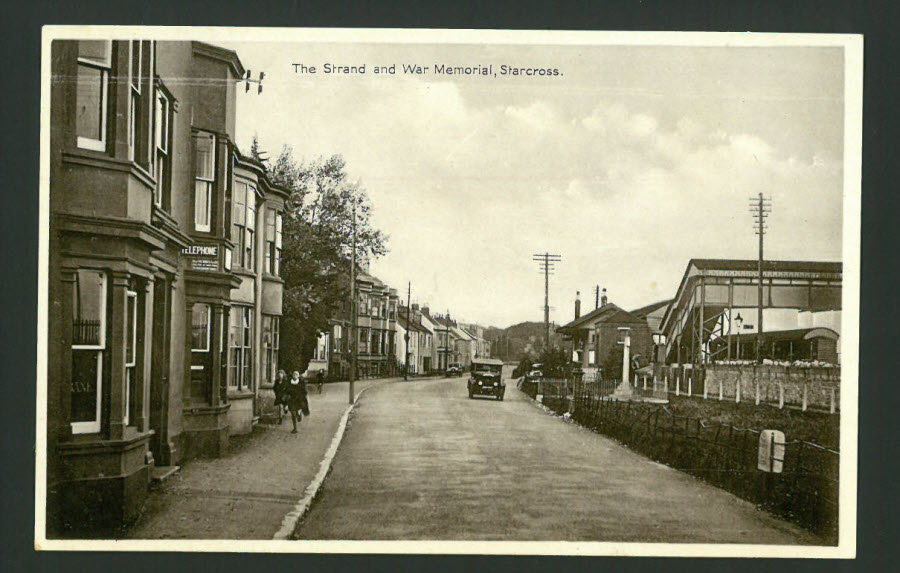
575 291 582 319
601 288 608 307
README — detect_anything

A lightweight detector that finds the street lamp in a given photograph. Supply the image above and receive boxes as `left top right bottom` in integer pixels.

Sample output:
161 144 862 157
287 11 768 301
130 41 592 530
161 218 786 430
735 313 743 361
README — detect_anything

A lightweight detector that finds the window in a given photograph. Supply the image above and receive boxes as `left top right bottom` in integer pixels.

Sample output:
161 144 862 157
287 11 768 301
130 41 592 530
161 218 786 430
124 289 137 426
245 186 257 268
265 209 283 276
232 181 246 259
153 88 170 208
191 303 210 352
128 41 153 167
359 328 369 355
333 324 343 353
76 41 111 151
231 182 258 270
194 133 215 232
71 269 106 434
261 315 279 385
228 306 253 391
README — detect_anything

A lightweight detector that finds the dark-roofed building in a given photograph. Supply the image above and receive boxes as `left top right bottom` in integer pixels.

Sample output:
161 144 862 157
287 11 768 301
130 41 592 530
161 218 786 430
557 294 652 379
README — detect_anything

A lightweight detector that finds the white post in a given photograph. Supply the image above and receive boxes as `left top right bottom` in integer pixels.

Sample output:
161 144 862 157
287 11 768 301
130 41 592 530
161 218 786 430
778 382 784 409
718 379 723 401
621 329 631 389
665 374 669 395
802 382 808 412
643 376 647 391
676 375 680 396
736 378 741 404
687 372 692 397
830 387 836 414
755 379 760 406
703 375 708 399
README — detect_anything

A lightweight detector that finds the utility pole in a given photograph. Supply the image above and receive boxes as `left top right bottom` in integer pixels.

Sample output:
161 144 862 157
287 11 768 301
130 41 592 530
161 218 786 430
533 252 562 350
749 192 772 364
404 281 411 381
595 284 600 309
349 203 357 404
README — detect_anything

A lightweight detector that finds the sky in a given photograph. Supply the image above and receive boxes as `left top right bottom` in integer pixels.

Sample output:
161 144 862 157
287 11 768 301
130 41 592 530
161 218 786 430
221 40 845 329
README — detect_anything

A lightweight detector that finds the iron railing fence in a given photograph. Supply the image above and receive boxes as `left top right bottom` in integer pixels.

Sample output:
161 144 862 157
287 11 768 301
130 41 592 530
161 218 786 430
518 373 839 543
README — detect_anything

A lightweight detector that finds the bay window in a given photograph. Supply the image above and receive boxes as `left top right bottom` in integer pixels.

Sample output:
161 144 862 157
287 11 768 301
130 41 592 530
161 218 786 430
153 87 170 209
228 306 253 391
71 269 106 434
262 315 280 385
265 209 283 275
75 40 111 151
194 132 215 232
124 289 137 426
231 182 257 270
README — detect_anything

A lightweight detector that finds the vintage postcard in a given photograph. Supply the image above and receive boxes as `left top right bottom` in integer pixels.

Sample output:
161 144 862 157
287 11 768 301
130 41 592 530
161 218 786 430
36 26 862 557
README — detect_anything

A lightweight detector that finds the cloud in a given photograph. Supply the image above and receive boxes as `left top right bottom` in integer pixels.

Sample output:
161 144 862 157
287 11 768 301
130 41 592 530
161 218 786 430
232 54 843 327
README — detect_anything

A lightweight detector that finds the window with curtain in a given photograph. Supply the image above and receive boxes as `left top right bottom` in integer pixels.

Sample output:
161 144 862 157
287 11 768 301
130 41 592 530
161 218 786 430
71 269 107 434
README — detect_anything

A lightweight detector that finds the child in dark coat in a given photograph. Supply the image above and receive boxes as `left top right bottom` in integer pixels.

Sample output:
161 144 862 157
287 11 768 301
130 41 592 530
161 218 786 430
285 370 310 433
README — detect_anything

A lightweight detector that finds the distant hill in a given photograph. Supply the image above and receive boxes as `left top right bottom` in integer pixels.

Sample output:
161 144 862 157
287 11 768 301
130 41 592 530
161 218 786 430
484 321 565 361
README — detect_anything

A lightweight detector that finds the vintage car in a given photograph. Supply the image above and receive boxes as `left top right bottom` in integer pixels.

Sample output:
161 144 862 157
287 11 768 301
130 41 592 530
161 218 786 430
446 362 464 377
467 358 506 400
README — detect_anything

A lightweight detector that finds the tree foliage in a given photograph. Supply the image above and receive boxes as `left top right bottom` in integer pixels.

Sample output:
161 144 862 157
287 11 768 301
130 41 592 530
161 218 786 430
264 144 388 375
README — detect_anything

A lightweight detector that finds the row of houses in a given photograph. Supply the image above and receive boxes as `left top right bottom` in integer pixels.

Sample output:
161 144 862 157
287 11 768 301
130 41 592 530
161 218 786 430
306 284 492 379
46 40 290 533
557 259 843 379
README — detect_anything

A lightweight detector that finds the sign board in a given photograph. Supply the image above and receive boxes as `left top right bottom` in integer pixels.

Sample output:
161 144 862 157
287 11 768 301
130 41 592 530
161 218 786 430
758 430 785 473
182 245 219 272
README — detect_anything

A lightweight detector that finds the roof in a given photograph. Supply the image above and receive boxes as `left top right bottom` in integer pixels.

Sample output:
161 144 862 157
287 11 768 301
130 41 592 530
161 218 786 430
397 314 425 333
557 303 645 333
192 41 245 78
689 259 842 274
630 299 673 318
661 259 843 333
472 358 504 366
711 327 840 346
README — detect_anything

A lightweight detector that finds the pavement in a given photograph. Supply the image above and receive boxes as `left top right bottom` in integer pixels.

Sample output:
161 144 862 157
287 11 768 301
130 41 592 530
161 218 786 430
293 374 823 544
123 377 400 540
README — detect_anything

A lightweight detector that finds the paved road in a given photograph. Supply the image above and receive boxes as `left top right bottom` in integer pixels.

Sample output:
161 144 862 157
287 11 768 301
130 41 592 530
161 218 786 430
124 379 385 540
294 375 821 543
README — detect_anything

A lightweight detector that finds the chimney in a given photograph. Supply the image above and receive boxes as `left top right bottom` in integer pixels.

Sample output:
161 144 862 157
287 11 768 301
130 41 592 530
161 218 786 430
422 306 430 316
412 303 420 312
575 291 581 319
595 285 600 309
601 288 608 307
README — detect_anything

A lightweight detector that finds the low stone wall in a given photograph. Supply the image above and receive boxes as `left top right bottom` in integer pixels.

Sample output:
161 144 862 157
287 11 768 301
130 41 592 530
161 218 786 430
703 364 841 412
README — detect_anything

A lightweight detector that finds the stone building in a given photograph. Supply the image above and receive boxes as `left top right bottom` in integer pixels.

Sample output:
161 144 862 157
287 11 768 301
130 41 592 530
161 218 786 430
46 39 283 533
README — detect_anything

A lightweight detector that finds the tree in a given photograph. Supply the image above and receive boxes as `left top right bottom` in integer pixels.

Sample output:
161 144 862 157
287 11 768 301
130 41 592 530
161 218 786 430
265 144 388 375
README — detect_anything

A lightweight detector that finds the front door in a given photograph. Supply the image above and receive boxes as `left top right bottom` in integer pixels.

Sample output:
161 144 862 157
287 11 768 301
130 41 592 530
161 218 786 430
149 277 170 464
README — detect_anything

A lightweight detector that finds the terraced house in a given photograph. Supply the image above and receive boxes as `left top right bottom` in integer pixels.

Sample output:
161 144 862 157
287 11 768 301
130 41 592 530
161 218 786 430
46 39 284 533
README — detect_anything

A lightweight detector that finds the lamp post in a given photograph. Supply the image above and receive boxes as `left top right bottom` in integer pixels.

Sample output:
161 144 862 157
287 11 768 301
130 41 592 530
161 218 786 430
735 313 743 361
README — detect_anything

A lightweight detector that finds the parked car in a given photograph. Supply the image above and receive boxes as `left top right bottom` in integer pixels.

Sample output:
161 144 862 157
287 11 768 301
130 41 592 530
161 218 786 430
467 358 506 400
447 362 464 377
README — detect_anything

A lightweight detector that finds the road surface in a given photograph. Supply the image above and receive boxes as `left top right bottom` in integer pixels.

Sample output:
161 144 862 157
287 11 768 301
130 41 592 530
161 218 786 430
294 375 821 543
